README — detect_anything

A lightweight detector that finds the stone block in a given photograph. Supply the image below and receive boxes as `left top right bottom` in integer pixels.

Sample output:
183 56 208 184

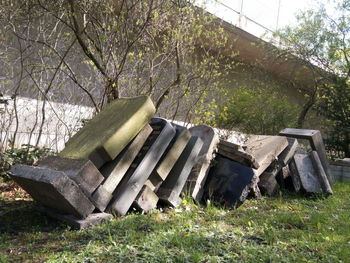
203 155 255 207
38 156 104 196
278 138 299 166
186 125 220 202
154 125 191 180
59 96 155 168
36 206 112 229
157 136 203 207
217 140 259 169
9 164 95 219
132 185 159 212
293 153 323 193
148 125 191 191
91 124 153 211
310 151 333 194
244 135 288 176
279 128 334 184
258 172 279 196
107 118 175 216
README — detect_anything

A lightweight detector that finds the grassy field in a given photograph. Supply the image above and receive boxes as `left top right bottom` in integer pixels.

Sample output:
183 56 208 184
0 181 350 263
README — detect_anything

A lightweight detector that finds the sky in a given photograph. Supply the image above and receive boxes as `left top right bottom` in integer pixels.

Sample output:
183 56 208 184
196 0 318 38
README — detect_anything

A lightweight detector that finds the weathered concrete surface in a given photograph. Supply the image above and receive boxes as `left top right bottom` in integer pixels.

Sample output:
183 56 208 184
278 138 298 166
293 153 323 193
38 156 104 196
244 135 288 176
149 125 191 191
203 155 255 207
9 164 95 218
218 140 259 169
59 96 155 168
258 171 279 196
37 206 112 229
186 125 220 202
157 136 203 207
91 124 153 211
108 118 175 216
133 185 159 212
310 151 333 194
288 156 302 192
279 128 334 184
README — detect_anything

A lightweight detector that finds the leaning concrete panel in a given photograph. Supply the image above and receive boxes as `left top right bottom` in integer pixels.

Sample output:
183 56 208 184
91 124 153 211
186 125 219 202
9 164 95 219
293 153 323 193
108 118 175 216
154 125 191 182
59 96 155 168
38 156 104 196
157 136 203 207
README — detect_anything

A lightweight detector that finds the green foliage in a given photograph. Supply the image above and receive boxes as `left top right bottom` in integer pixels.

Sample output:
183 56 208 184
217 86 300 135
1 182 350 262
316 77 350 157
0 144 52 180
276 0 350 156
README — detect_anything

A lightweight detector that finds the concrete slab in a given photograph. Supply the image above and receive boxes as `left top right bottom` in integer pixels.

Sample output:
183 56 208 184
91 124 153 211
279 128 334 184
9 164 95 218
278 138 299 166
107 118 175 216
217 140 259 169
258 171 279 196
38 156 104 196
310 151 333 194
132 185 159 212
157 136 203 207
186 125 219 202
293 153 323 193
244 135 288 176
36 206 112 229
203 155 255 207
148 125 191 191
59 96 155 168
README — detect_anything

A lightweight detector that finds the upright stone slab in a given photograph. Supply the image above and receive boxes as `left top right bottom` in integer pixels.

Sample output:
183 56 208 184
38 156 104 196
186 125 219 202
217 140 259 169
310 151 333 194
91 124 153 211
279 128 334 184
132 185 159 212
203 155 255 207
9 164 95 218
148 123 191 191
293 153 323 193
244 135 288 176
157 136 203 207
108 118 176 216
59 96 155 168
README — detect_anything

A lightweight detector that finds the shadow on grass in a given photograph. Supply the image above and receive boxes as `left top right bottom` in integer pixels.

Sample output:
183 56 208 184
0 200 65 234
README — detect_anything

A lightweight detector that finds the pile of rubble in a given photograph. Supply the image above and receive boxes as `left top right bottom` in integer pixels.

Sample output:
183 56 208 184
8 96 334 229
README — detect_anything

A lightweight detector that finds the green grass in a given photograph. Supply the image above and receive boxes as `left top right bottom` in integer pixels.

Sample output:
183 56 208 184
1 182 350 263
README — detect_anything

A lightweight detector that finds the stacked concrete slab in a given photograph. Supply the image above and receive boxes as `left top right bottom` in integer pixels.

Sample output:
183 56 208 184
7 97 335 228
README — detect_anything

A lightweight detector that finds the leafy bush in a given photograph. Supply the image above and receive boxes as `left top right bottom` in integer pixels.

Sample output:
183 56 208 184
0 144 53 181
217 86 300 135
